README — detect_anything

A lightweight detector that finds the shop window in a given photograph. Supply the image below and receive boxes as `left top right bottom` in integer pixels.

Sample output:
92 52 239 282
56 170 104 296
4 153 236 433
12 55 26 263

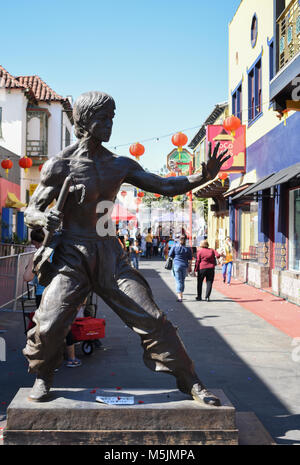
232 84 242 121
289 188 300 272
248 58 262 124
239 203 258 260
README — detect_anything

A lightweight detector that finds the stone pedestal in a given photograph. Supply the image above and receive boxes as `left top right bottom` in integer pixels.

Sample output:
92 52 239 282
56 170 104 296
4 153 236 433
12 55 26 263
4 388 238 445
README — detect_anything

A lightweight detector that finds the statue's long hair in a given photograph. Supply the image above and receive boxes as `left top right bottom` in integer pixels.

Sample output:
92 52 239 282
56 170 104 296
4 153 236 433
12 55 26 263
73 91 115 139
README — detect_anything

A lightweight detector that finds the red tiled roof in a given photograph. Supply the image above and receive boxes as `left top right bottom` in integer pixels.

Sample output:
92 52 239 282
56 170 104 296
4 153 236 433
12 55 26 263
1 65 73 122
16 75 73 121
0 65 23 89
16 75 65 102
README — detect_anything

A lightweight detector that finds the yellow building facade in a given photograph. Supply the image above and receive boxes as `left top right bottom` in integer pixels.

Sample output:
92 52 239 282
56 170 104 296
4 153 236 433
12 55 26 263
228 0 300 303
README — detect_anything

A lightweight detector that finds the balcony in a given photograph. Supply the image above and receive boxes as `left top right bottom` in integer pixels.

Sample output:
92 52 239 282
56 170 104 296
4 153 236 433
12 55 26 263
26 107 49 162
278 0 300 70
270 0 300 109
26 140 48 163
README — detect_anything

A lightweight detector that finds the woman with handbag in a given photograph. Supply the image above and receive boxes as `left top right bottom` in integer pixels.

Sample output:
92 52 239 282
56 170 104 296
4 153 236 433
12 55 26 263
168 235 193 302
194 240 220 302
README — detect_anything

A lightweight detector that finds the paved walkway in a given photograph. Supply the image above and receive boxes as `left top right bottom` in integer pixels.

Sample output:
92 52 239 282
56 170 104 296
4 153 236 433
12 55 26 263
213 274 300 338
0 258 300 444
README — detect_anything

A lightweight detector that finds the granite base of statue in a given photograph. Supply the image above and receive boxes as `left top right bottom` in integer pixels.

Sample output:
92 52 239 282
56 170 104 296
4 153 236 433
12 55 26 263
4 387 240 445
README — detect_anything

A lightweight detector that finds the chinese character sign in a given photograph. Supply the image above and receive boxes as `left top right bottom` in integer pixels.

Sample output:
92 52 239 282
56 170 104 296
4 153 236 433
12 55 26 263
206 125 246 173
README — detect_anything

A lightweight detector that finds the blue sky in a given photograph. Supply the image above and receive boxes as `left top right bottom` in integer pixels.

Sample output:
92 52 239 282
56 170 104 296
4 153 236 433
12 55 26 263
2 0 241 172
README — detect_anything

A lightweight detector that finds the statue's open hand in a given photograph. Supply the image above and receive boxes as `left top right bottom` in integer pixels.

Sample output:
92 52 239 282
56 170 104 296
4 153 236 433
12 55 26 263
44 208 63 232
201 142 230 181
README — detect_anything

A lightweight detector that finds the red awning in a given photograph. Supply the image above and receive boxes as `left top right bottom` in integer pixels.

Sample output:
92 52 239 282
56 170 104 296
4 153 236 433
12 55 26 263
111 203 137 222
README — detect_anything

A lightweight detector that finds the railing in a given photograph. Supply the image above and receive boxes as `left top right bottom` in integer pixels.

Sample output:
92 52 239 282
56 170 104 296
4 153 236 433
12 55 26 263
240 246 258 261
0 243 33 257
26 139 47 157
278 0 300 70
0 252 34 310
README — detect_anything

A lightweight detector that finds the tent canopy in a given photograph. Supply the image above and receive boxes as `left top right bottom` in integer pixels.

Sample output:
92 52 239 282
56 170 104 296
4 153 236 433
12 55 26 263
111 203 136 222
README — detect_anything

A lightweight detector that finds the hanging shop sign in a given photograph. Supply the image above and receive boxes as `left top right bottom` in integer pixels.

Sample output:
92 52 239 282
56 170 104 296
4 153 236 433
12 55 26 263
29 183 38 197
206 125 246 173
166 148 193 175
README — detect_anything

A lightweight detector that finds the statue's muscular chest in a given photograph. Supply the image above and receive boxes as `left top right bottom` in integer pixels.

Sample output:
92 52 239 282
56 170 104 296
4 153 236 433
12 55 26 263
68 157 124 202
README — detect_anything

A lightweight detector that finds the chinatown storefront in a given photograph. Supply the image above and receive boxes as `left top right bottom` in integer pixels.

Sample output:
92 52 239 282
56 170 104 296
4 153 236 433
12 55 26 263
230 163 300 305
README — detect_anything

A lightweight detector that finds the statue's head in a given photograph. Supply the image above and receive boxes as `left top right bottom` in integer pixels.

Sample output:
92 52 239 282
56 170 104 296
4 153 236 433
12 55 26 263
73 91 116 141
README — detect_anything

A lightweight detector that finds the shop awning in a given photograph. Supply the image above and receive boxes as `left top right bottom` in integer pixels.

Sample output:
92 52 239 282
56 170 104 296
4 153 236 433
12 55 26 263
223 183 253 198
232 163 300 201
192 176 230 198
5 192 27 209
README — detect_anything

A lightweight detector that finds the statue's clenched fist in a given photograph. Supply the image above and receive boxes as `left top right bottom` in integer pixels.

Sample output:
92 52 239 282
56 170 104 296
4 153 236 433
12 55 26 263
44 208 63 232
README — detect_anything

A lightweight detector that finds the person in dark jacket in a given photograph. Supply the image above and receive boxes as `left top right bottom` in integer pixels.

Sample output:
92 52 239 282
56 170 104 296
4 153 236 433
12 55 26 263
169 235 193 302
194 240 220 302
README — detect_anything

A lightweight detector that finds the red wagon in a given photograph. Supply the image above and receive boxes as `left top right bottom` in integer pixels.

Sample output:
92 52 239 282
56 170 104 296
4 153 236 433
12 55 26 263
25 314 106 356
71 317 106 355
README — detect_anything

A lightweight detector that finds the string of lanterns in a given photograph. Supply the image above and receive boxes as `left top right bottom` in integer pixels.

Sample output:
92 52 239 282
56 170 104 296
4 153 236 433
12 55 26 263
126 117 242 192
1 155 35 177
1 116 241 194
111 94 290 153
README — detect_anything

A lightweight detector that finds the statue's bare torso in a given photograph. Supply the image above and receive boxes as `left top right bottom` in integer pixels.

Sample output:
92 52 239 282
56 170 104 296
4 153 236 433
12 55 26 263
53 144 131 236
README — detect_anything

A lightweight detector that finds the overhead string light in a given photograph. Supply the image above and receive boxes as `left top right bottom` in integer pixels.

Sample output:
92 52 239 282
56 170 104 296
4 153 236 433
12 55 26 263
108 98 288 152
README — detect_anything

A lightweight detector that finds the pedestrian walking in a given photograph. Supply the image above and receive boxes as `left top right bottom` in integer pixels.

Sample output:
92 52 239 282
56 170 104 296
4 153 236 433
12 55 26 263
145 227 153 259
221 237 233 285
194 240 220 302
135 228 142 246
130 239 142 269
168 235 193 302
153 236 158 256
23 229 46 308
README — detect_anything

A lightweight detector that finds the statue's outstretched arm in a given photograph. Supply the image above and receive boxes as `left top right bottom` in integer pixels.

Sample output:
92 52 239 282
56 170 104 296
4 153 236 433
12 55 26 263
125 142 229 197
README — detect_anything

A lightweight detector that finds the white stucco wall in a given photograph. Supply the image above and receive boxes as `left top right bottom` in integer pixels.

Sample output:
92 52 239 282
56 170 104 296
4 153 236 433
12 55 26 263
39 102 61 157
0 88 27 156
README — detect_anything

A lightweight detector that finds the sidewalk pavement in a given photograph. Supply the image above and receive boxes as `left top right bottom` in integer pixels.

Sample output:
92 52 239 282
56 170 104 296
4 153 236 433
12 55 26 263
0 258 299 444
213 273 300 338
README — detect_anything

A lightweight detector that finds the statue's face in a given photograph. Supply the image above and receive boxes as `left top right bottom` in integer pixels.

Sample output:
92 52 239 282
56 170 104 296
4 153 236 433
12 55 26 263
87 107 115 142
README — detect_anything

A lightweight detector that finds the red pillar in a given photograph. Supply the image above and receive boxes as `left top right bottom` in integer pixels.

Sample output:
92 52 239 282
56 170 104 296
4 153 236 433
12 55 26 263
188 160 193 244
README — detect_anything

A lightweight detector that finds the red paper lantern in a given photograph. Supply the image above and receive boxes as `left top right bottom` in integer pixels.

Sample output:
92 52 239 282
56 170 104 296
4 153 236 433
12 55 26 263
121 190 127 197
223 115 241 137
1 158 13 177
38 164 44 172
154 193 161 198
19 156 33 173
129 142 145 160
137 191 145 198
171 132 188 149
218 172 228 186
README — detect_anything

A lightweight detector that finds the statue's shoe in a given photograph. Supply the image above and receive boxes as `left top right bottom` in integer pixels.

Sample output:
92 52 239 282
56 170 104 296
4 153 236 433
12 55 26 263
177 379 221 406
190 384 221 407
28 376 53 402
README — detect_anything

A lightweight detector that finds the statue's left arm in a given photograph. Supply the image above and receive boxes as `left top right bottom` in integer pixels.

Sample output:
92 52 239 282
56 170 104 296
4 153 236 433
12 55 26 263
125 142 230 197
